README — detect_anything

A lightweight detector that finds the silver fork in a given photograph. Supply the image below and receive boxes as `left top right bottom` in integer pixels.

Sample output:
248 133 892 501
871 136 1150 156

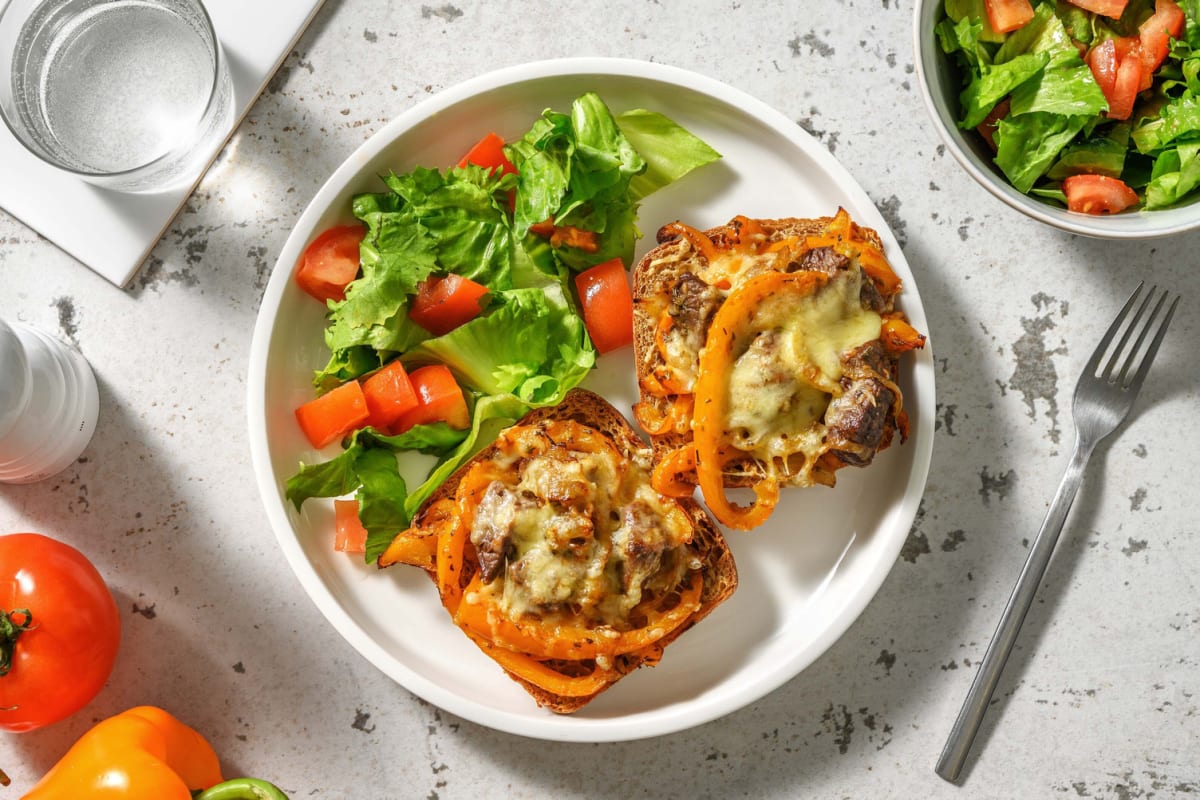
935 282 1180 783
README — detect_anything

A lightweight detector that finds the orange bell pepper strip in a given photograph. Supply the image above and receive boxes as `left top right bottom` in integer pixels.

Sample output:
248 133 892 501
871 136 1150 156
693 270 828 530
729 214 767 244
528 219 599 252
803 209 903 296
377 526 438 571
460 629 617 698
852 243 902 296
434 462 503 615
650 445 699 499
455 572 703 661
633 395 694 437
880 316 927 353
660 221 719 262
22 706 289 800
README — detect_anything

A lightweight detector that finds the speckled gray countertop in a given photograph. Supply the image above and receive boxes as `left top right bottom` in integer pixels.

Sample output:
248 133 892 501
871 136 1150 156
2 1 1198 798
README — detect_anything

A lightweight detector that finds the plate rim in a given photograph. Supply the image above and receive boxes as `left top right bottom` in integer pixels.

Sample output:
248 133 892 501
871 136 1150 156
247 56 936 742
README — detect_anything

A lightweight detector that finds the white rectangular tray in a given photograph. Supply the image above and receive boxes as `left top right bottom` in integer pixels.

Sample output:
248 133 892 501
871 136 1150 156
0 0 326 287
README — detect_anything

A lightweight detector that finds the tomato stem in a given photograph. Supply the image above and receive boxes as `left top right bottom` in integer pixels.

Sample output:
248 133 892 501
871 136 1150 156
0 609 33 677
191 778 290 800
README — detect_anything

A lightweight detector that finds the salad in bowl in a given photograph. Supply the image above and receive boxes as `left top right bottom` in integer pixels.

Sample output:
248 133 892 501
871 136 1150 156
933 0 1200 216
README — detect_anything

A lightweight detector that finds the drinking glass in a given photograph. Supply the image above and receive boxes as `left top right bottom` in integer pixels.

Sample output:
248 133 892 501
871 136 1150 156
0 0 234 193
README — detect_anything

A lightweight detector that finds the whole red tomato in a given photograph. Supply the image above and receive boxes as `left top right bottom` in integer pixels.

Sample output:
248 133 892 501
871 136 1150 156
0 533 120 732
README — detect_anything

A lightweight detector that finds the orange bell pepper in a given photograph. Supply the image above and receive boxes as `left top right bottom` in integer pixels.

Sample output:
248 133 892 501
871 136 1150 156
21 706 289 800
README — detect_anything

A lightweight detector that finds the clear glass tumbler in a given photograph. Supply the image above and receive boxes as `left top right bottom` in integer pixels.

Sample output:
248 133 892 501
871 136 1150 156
0 0 234 193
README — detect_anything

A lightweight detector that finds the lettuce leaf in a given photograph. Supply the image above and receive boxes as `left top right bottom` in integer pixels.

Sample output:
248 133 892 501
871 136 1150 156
1132 93 1200 153
949 2 1109 193
1008 46 1108 119
507 93 645 270
285 424 468 511
1144 141 1200 207
996 111 1092 192
1046 123 1129 179
937 15 992 73
504 92 719 271
284 423 471 563
403 284 594 404
994 3 1064 61
617 108 722 201
959 52 1048 128
315 165 516 387
401 393 532 519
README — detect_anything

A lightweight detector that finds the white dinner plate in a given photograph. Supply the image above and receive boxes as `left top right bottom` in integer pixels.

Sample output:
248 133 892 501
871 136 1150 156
247 57 936 742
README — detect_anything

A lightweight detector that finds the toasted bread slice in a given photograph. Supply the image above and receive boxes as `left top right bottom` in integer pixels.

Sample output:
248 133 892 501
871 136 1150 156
383 388 737 714
630 212 924 529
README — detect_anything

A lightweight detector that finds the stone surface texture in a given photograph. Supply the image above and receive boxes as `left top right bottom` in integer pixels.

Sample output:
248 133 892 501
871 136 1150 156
2 1 1198 798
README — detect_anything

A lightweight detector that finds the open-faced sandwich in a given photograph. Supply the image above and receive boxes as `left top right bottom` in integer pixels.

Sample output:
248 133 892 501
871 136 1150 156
375 388 737 713
631 210 926 530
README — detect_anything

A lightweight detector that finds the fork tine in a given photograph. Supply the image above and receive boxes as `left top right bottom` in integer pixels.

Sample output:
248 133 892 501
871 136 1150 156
1087 282 1143 379
1125 293 1180 391
1100 284 1155 382
1115 287 1166 386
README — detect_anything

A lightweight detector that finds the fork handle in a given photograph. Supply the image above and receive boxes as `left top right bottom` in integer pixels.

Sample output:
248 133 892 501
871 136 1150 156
935 441 1095 782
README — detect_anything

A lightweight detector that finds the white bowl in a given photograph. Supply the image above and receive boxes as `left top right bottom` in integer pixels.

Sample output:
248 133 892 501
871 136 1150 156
247 57 936 742
913 0 1200 239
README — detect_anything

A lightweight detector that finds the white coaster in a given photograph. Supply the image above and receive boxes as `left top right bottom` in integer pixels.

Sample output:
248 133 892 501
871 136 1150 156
0 0 327 287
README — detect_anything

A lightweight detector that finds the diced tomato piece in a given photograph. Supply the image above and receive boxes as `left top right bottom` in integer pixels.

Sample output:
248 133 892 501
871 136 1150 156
294 224 365 303
334 498 368 554
409 274 490 337
1062 174 1140 214
1109 46 1143 119
362 360 419 431
393 365 470 432
1087 38 1142 120
295 380 369 449
984 0 1035 33
1139 0 1185 90
976 97 1012 152
457 132 517 176
574 257 634 354
1066 0 1129 17
1087 39 1119 96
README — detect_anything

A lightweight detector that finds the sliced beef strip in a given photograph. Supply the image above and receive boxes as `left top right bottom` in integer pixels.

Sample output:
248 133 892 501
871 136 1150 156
823 340 899 466
789 245 848 276
787 246 888 313
612 499 669 594
471 481 518 583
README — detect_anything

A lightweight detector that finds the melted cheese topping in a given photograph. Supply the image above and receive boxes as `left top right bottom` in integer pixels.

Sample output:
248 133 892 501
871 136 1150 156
697 247 784 288
724 268 880 465
469 423 693 628
649 247 787 392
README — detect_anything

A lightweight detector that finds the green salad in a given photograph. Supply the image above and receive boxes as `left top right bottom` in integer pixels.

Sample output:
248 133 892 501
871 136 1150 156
936 0 1200 212
285 92 720 561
